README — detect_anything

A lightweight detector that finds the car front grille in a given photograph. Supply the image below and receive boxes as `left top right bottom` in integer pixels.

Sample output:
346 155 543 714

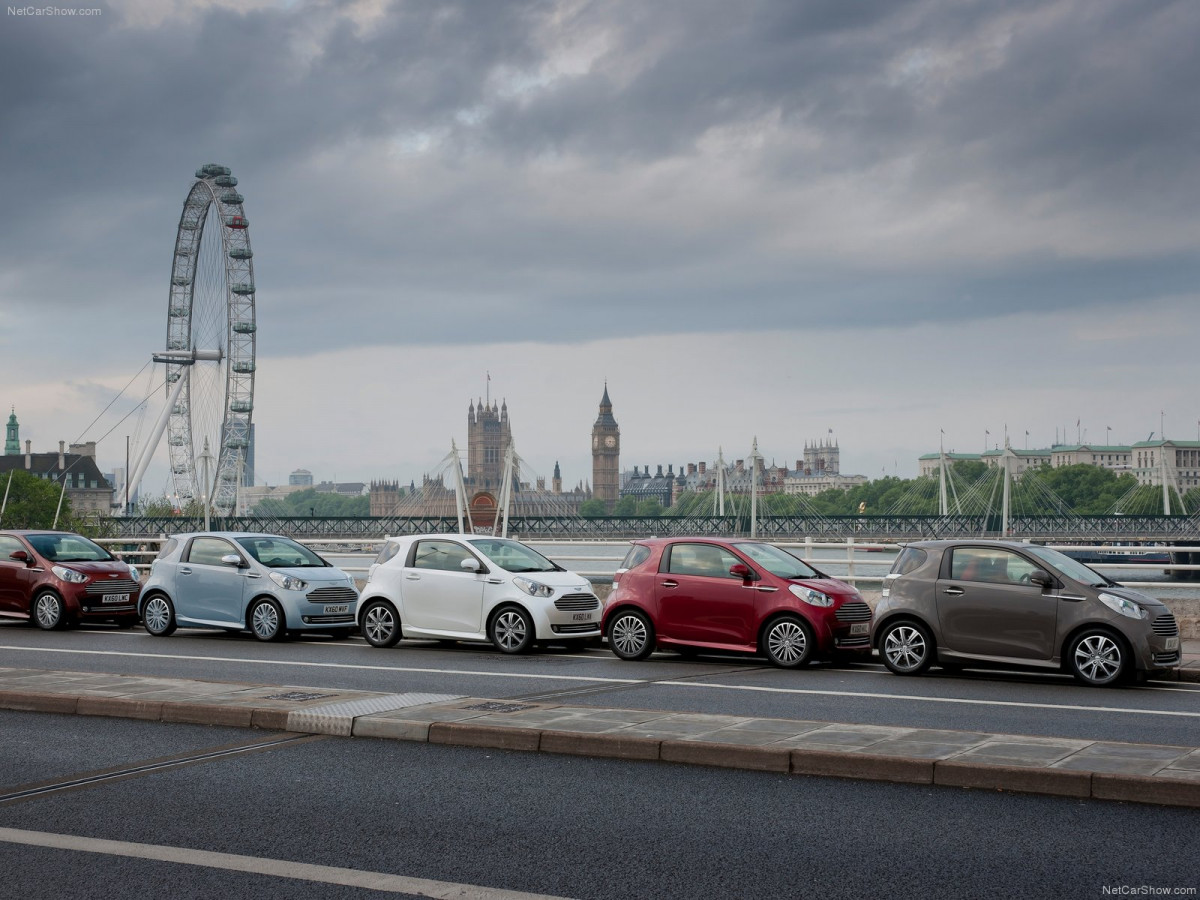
1152 651 1181 667
551 623 601 634
835 601 872 622
306 586 358 603
84 579 140 596
1152 614 1178 636
554 593 599 611
835 635 871 648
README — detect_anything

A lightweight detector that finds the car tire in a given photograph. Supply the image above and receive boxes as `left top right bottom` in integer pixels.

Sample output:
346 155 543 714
142 594 177 636
607 610 655 661
248 598 287 642
360 600 401 648
490 606 535 654
1067 629 1128 687
33 591 68 631
761 615 814 668
879 620 934 676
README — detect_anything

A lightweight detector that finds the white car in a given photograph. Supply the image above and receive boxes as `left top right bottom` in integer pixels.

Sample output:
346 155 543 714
357 534 601 652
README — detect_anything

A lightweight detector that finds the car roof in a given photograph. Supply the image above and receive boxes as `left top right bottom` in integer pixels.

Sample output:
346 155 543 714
903 539 1042 551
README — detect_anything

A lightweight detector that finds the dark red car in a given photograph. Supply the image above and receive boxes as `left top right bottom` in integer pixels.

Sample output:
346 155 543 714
0 531 141 630
602 537 872 667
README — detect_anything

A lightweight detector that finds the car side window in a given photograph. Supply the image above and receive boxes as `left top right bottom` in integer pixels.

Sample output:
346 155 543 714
667 543 741 579
0 536 24 561
156 538 178 560
619 545 651 570
411 540 474 573
951 548 1042 586
374 542 402 565
186 537 237 566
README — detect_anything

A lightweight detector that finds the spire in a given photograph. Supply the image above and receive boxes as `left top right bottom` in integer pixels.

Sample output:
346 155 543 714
594 383 617 427
4 407 18 456
553 460 561 478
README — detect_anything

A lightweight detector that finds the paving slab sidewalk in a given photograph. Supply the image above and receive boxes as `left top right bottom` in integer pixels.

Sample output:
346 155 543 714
1 666 1197 808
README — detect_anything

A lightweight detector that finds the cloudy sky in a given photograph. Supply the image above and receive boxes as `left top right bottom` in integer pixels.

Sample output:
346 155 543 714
2 0 1198 497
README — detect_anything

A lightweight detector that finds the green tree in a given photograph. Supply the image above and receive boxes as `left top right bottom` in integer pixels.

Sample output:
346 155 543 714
0 470 71 529
578 499 608 518
253 488 369 517
635 499 664 517
611 496 639 516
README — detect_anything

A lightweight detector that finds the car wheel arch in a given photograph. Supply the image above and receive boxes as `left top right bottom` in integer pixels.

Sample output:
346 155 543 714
486 600 534 633
358 595 397 625
139 589 171 617
873 612 934 650
603 602 654 632
1059 622 1131 670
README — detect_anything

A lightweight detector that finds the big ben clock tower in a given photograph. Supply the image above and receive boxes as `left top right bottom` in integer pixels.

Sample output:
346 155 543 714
591 383 620 508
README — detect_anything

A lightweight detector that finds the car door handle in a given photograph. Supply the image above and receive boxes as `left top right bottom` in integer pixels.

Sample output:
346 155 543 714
245 572 261 579
750 586 778 592
179 567 192 576
660 580 678 588
942 587 964 595
485 578 504 584
405 573 421 580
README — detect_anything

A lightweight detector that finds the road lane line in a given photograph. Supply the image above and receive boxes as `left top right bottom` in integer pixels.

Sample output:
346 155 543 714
655 680 1200 718
0 644 640 685
0 827 573 899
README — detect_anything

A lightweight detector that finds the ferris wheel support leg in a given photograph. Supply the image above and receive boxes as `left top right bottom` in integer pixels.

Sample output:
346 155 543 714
128 372 189 510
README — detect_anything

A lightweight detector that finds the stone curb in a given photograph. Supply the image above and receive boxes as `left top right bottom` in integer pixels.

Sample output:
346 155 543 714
3 691 1200 809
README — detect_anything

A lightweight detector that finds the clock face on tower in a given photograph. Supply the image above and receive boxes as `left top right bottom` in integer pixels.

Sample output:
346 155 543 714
604 435 617 448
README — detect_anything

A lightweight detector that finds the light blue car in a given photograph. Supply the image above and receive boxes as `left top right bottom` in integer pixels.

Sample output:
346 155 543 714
140 532 359 641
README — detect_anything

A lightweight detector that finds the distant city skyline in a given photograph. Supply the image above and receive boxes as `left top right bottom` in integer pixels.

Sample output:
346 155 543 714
2 1 1197 500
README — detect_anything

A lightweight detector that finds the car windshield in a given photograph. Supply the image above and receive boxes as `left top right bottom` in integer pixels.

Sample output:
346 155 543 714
1025 545 1113 587
731 542 823 579
468 538 562 573
236 537 329 568
26 533 113 562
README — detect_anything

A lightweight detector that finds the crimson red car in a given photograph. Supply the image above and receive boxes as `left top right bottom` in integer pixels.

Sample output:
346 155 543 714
0 531 141 630
602 537 872 667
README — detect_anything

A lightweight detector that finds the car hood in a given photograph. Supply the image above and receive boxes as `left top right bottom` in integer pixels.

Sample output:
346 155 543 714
52 561 132 576
502 569 592 592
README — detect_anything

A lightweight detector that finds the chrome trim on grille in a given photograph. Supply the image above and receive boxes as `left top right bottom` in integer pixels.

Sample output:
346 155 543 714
835 601 872 622
554 593 599 611
84 579 139 596
302 614 356 624
306 586 358 603
551 623 601 634
835 635 871 647
1152 614 1178 637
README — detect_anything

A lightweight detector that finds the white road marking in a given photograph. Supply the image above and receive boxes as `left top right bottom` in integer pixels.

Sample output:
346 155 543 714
0 644 640 685
1 644 1196 714
656 680 1200 718
0 827 571 899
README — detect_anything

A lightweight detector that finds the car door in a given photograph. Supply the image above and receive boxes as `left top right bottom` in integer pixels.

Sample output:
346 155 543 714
0 535 31 614
935 546 1057 660
176 537 248 626
655 542 757 646
399 539 485 635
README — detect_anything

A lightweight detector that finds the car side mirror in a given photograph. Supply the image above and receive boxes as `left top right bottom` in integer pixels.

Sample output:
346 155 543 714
1029 570 1052 589
220 553 245 568
460 557 480 573
729 563 754 580
9 550 31 565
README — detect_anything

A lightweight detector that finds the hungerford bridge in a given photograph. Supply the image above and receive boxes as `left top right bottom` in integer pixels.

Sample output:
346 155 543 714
108 513 1200 542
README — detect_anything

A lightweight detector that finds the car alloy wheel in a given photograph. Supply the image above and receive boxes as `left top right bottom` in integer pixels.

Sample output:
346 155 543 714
763 616 813 668
1069 631 1126 687
142 595 177 636
608 611 654 661
362 600 401 648
880 621 933 675
33 592 66 631
249 598 286 642
490 607 535 654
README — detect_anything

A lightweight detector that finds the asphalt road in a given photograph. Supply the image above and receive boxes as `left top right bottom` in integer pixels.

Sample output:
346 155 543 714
1 712 1198 900
2 620 1199 746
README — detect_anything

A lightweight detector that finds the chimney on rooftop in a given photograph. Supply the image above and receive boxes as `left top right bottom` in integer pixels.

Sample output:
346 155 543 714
59 441 66 471
25 440 31 470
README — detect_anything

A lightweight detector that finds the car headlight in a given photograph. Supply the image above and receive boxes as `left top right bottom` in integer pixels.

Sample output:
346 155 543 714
52 565 88 584
127 564 139 580
1098 592 1148 620
789 585 833 607
514 576 555 598
269 572 308 591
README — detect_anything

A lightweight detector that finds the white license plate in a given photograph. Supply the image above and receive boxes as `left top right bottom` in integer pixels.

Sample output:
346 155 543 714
323 604 349 615
849 623 870 635
1165 637 1179 651
102 593 130 605
572 612 594 621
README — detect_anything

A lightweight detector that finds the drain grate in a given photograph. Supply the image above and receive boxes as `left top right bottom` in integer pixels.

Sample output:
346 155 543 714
462 702 537 713
264 691 339 702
